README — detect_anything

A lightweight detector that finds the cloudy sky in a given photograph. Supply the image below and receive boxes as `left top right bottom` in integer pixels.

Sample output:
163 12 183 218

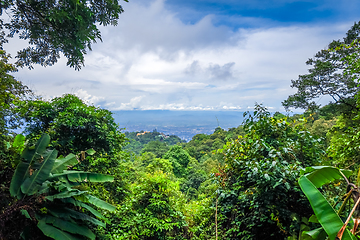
8 0 360 111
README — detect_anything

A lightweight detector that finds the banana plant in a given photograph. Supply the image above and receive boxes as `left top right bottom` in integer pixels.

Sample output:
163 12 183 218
5 134 116 240
299 166 360 240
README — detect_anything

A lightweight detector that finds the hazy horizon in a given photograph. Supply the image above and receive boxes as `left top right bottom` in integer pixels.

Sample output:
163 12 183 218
112 109 299 141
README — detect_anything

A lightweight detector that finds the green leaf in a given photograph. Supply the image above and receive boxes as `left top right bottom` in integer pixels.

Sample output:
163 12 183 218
10 134 51 199
84 194 116 212
13 134 25 150
62 198 106 220
52 154 78 173
42 215 95 240
85 149 96 156
303 166 351 188
299 176 355 240
45 190 88 201
48 207 106 228
50 171 114 183
302 227 326 240
37 220 82 240
21 149 58 195
21 209 31 219
10 161 30 199
22 134 50 162
308 214 319 223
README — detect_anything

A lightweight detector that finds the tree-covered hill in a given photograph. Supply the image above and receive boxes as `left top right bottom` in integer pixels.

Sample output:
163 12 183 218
124 129 185 155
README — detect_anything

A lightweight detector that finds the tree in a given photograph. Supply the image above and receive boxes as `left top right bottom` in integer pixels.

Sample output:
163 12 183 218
217 105 324 239
325 40 360 170
19 94 126 157
164 145 192 178
283 21 360 112
105 171 188 240
141 141 170 158
0 0 128 69
180 158 207 200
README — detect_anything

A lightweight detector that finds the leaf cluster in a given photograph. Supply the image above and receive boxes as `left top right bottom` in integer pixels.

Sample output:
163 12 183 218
1 0 128 69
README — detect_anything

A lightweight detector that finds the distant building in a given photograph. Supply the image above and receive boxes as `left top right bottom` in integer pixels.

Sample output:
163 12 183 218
136 131 150 136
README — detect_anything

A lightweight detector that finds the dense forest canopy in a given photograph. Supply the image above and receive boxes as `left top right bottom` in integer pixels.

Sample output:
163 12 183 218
1 2 360 239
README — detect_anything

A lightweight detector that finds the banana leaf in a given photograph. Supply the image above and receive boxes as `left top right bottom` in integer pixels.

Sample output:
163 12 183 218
83 194 116 212
37 220 82 240
62 198 106 220
41 215 95 240
299 176 355 240
21 149 58 195
21 134 50 162
50 171 114 183
302 166 352 188
302 227 326 240
48 207 106 228
10 134 51 199
52 154 78 174
45 189 88 201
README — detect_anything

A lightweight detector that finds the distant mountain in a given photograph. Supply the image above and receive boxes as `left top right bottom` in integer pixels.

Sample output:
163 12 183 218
112 110 246 141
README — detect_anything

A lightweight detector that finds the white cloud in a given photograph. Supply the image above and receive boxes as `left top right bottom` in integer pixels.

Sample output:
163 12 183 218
10 0 358 112
75 89 105 106
112 96 146 110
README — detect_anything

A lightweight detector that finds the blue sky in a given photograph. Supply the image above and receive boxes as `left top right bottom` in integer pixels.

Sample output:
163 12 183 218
166 0 359 24
9 0 360 112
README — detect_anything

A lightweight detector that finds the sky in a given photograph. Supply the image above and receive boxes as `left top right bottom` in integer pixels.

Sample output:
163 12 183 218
7 0 360 112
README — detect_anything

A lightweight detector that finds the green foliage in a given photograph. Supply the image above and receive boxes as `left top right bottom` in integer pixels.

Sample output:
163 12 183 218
0 133 115 239
217 105 324 239
184 194 216 240
141 141 170 158
299 166 358 240
20 94 126 157
145 157 174 174
183 126 245 161
180 158 207 200
0 50 30 135
105 171 188 240
325 40 360 170
0 50 31 186
283 21 360 112
164 145 192 178
124 130 184 155
1 0 128 69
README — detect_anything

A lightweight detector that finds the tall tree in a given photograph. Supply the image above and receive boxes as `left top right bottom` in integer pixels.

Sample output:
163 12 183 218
283 22 360 112
0 0 128 69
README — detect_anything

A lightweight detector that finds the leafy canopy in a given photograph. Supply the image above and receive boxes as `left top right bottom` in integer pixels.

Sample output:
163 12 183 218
19 94 126 157
283 21 360 112
0 0 128 69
